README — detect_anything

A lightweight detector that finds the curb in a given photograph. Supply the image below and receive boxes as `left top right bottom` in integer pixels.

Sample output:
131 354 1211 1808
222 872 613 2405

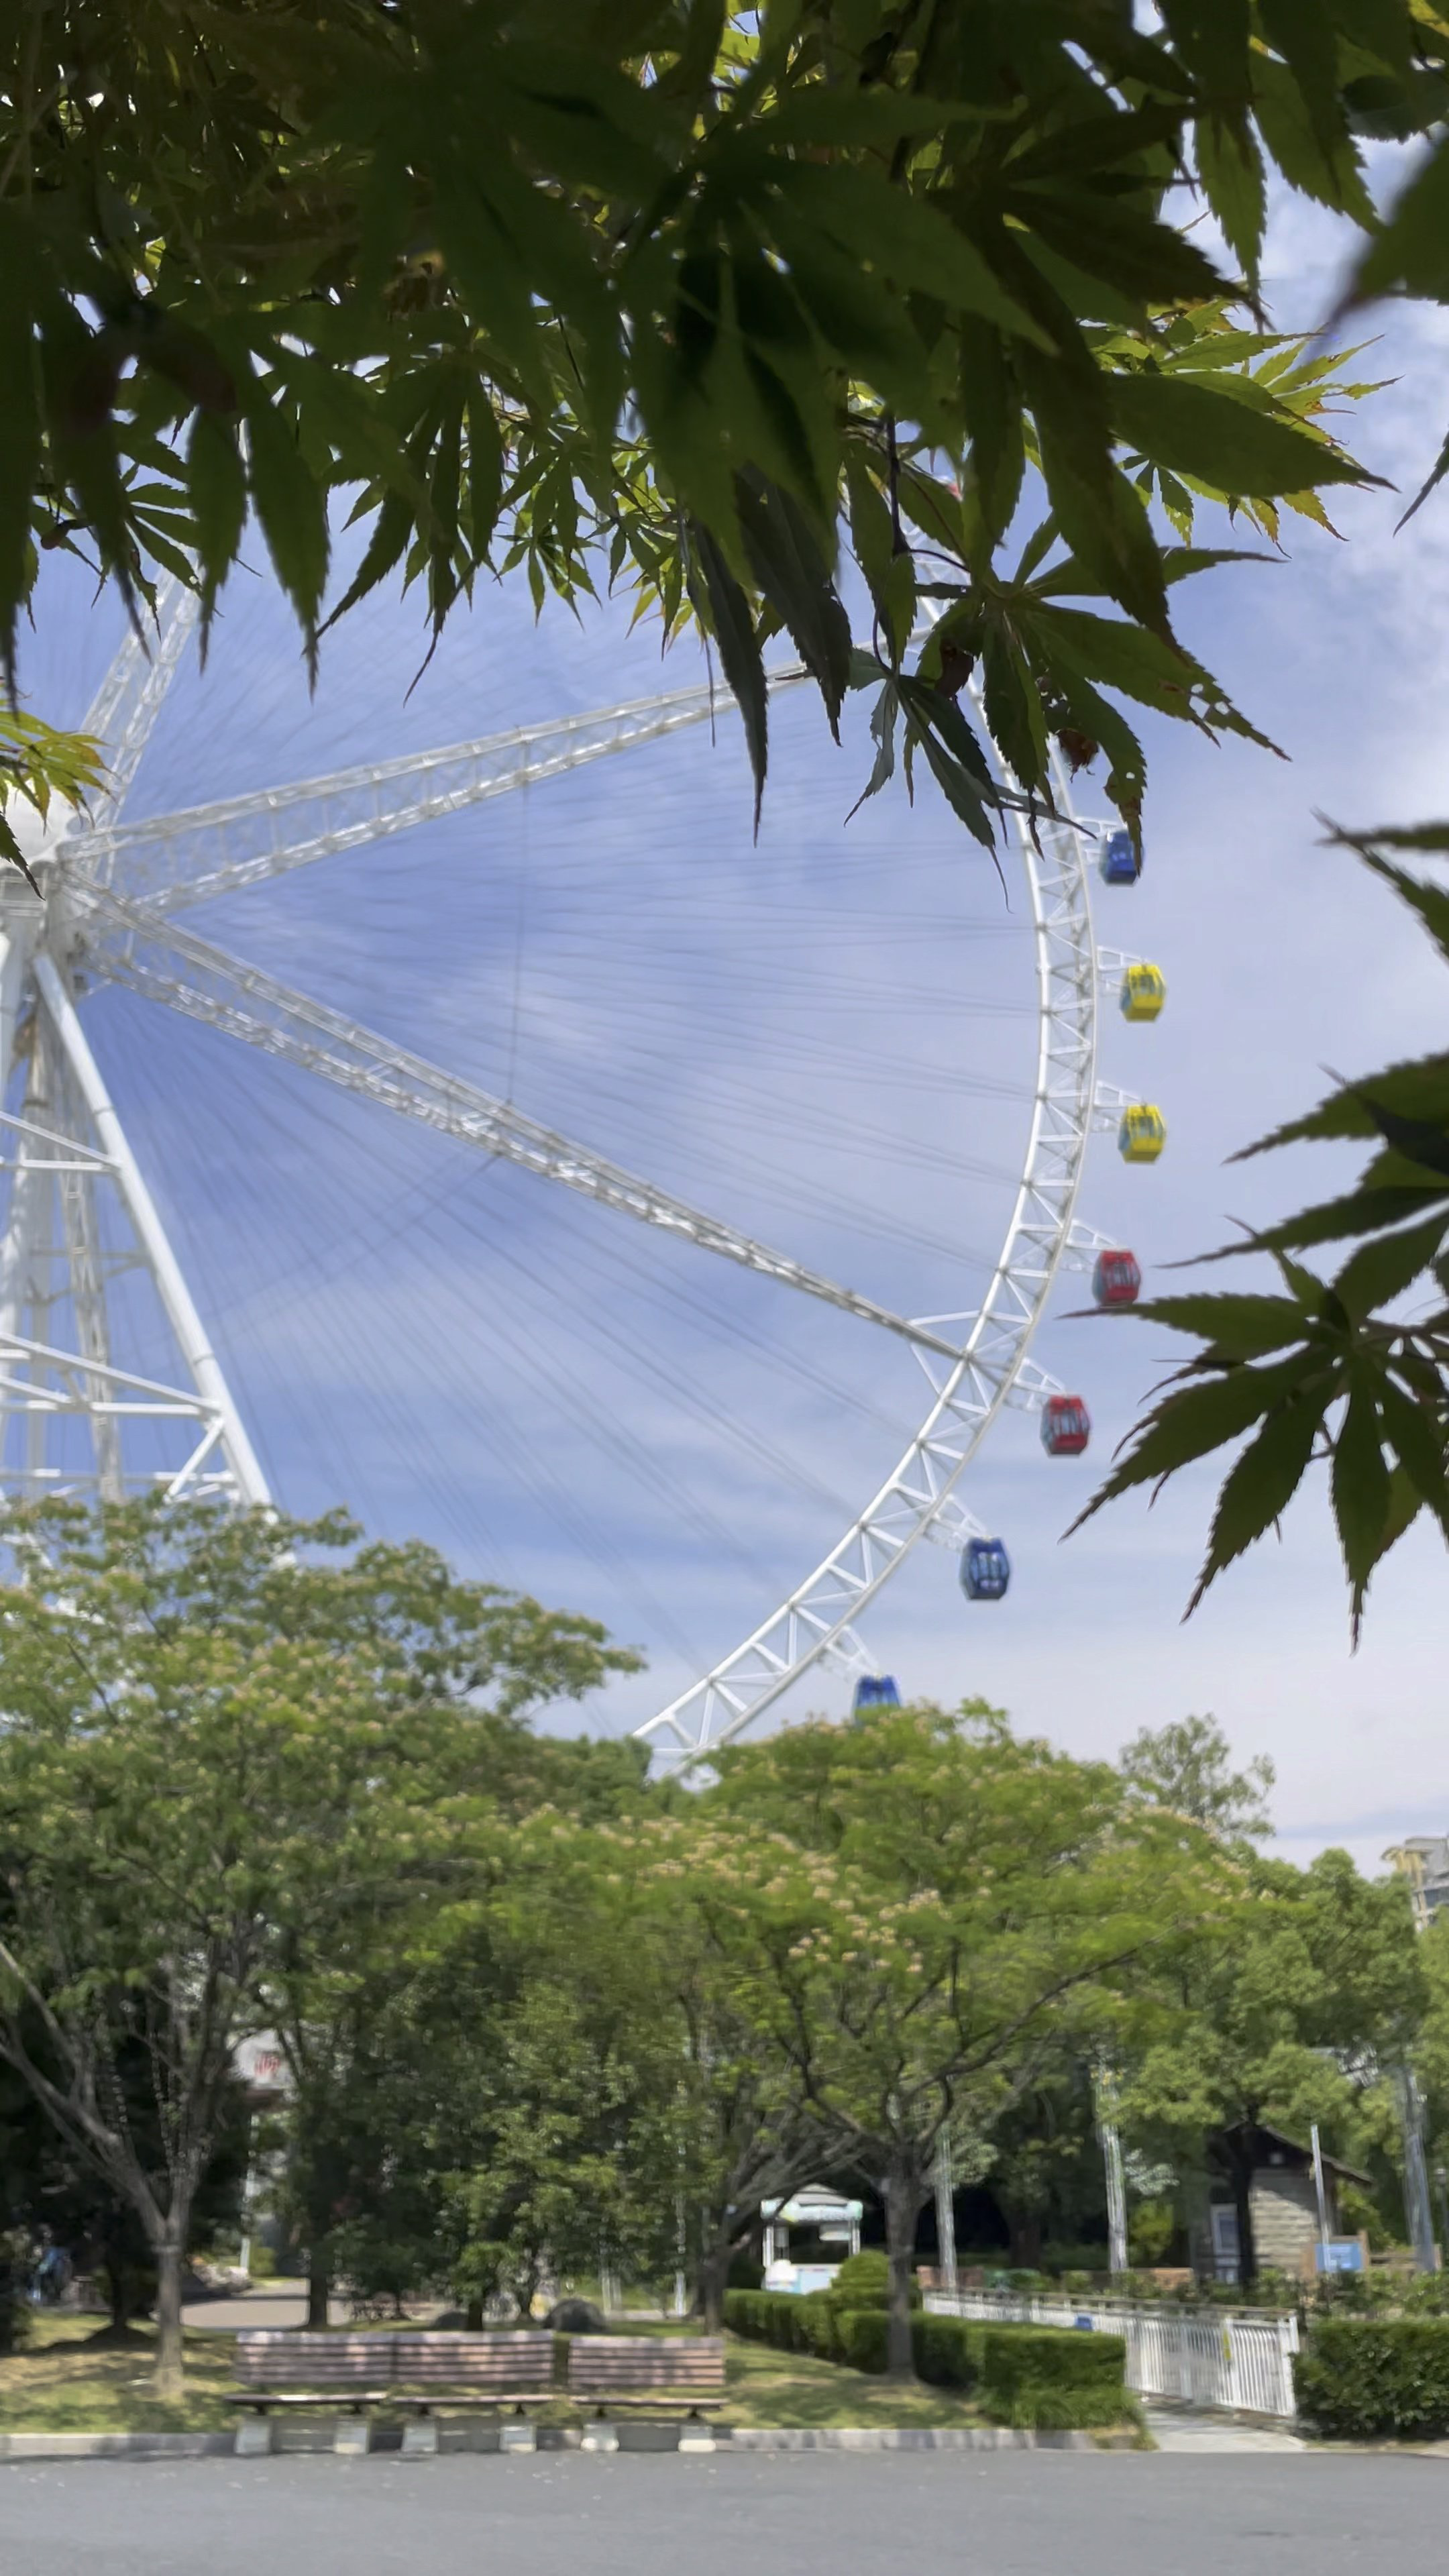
0 2432 235 2460
0 2423 1100 2462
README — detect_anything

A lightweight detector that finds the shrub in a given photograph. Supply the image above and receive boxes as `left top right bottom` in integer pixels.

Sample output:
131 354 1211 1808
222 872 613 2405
1041 2243 1110 2278
723 2290 769 2339
979 2326 1129 2429
794 2294 843 2362
825 2250 922 2311
724 2288 1129 2426
912 2313 983 2390
833 2308 889 2372
1127 2200 1177 2268
1294 2320 1449 2442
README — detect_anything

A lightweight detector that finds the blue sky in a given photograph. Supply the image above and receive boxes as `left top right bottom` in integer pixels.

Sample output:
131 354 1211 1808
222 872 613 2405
19 187 1449 1874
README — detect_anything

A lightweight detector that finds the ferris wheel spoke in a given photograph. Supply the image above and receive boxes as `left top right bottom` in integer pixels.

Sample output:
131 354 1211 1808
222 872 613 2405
62 663 816 916
72 581 201 837
76 886 975 1366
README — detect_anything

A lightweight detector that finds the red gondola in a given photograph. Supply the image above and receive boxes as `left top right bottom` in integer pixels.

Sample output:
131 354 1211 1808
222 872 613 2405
1091 1249 1142 1309
1041 1395 1091 1457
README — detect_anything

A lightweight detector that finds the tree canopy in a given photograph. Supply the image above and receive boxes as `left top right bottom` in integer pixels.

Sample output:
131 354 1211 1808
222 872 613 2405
1122 1846 1422 2280
4 0 1442 875
703 1700 1238 2370
0 1495 633 2391
1119 1713 1276 1844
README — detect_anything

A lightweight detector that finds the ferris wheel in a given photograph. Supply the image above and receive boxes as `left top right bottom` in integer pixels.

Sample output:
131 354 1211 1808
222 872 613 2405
0 580 1165 1760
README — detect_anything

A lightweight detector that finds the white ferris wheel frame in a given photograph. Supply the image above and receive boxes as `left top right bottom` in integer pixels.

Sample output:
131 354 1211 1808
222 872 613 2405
633 700 1116 1763
0 584 1139 1764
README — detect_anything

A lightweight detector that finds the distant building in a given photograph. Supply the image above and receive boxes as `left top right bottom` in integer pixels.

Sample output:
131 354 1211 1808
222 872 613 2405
1383 1837 1449 1932
1193 2125 1370 2285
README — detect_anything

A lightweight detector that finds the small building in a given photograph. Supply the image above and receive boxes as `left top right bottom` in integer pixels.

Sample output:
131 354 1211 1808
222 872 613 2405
761 2185 863 2296
1197 2125 1369 2284
1383 1835 1449 1931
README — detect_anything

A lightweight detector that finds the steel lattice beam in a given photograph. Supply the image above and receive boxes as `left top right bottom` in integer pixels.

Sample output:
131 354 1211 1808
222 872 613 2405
63 666 812 914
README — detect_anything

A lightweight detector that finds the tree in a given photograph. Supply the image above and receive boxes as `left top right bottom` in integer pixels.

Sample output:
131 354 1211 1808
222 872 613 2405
1075 842 1449 1641
1119 1715 1276 1845
0 2041 248 2335
1122 1847 1423 2283
269 1734 668 2326
595 1811 841 2332
1 3 1424 871
703 1701 1236 2375
0 1495 634 2392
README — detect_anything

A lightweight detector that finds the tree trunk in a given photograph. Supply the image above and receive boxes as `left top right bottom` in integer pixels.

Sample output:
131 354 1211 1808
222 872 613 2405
698 2239 731 2334
1008 2213 1043 2271
152 2224 185 2400
305 2246 330 2330
103 2257 133 2335
883 2163 920 2381
464 2294 484 2330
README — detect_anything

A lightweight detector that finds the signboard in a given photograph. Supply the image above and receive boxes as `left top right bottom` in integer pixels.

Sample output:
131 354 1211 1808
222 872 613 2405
761 2192 863 2229
1314 2239 1364 2274
233 2033 291 2097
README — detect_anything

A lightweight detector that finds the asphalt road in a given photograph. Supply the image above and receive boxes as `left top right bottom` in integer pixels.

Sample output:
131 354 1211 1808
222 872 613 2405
0 2451 1440 2575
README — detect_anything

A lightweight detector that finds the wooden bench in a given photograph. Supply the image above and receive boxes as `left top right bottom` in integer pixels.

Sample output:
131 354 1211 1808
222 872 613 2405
230 2330 556 2456
565 2334 726 2443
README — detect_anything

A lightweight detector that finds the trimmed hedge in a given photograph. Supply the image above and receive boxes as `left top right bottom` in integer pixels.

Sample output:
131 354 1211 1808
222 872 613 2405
913 2312 985 2390
723 2290 1130 2426
979 2326 1128 2430
1295 2319 1449 2442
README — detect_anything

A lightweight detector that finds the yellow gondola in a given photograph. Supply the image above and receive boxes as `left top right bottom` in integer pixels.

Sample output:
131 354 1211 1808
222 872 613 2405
1120 963 1166 1022
1118 1104 1167 1164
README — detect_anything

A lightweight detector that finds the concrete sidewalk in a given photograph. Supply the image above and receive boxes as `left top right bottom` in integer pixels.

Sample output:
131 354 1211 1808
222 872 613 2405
1145 2406 1304 2453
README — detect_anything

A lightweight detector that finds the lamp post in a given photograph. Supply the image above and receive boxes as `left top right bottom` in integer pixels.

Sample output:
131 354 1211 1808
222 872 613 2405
1093 2065 1129 2277
1435 2163 1448 2273
934 2135 958 2293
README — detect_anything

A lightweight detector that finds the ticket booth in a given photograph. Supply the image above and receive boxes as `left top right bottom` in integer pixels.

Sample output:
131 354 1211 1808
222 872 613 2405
761 2186 863 2295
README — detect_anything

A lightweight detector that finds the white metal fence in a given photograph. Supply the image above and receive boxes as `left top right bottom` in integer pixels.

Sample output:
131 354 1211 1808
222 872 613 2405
923 2288 1299 2420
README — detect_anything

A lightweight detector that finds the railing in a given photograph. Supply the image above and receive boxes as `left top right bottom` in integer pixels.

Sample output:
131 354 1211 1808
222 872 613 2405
923 2288 1300 2421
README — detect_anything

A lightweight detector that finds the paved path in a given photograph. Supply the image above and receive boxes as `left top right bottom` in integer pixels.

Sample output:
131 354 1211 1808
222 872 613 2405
180 2281 359 2333
0 2450 1442 2575
1145 2406 1304 2452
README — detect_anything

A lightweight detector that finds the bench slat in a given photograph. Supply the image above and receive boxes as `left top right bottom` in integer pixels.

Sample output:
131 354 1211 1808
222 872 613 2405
567 2337 725 2398
235 2336 398 2389
392 2333 554 2392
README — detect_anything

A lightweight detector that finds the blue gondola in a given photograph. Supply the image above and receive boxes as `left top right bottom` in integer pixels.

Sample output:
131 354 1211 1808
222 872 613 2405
961 1538 1010 1603
1100 828 1140 885
852 1675 902 1712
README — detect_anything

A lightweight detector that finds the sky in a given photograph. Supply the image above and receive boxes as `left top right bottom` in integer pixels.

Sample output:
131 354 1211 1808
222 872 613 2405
14 183 1449 1879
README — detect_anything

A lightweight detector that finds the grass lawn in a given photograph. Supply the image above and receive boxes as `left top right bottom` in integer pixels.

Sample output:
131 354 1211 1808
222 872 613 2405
0 2314 1120 2438
0 2315 235 2433
720 2332 986 2429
